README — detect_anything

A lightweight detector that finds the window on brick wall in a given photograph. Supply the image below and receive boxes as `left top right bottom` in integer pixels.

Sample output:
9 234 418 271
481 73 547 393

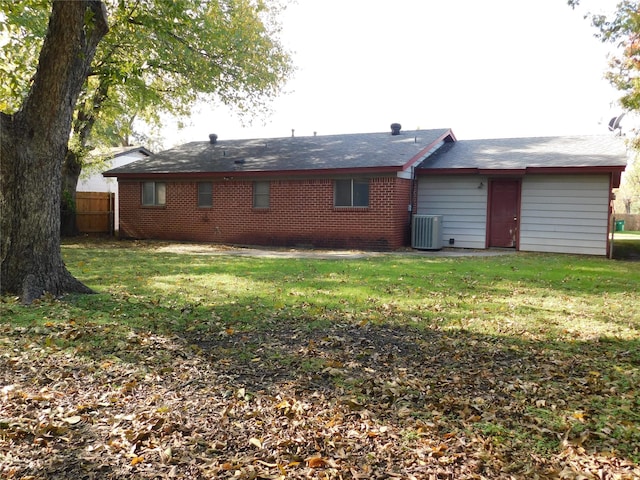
253 181 270 208
197 182 213 207
334 179 369 207
142 181 166 206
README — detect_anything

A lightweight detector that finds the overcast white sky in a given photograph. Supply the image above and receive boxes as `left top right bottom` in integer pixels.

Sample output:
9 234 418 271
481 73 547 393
162 0 623 147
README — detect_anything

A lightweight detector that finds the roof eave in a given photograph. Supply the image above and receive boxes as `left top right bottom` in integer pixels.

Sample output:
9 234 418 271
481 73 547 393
104 165 403 180
418 165 627 176
525 165 627 174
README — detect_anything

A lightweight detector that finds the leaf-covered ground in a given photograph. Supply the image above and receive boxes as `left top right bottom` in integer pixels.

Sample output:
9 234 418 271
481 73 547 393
2 317 639 479
1 242 639 479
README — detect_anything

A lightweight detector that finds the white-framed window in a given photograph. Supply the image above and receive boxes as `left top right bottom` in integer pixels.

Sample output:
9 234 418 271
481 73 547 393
334 178 369 207
197 182 213 207
142 181 166 206
253 181 270 208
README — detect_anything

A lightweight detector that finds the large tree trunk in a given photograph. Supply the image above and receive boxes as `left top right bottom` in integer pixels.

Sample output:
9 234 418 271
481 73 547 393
0 1 108 303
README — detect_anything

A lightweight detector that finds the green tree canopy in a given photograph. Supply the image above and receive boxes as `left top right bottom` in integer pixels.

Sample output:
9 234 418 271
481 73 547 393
570 1 640 212
2 0 293 147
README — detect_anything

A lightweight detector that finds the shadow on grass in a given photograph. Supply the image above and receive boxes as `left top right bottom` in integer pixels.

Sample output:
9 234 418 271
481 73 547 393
613 237 640 260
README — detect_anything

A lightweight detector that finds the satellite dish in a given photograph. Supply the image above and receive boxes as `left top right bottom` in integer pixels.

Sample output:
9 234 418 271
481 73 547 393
608 113 625 132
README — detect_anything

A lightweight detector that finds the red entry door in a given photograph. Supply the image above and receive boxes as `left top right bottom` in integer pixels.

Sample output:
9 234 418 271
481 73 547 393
488 179 520 248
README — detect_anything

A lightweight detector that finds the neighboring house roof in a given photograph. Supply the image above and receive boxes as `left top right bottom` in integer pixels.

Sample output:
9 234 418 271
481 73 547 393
84 145 153 173
103 129 455 178
108 145 153 159
87 145 153 163
79 146 154 192
417 135 627 174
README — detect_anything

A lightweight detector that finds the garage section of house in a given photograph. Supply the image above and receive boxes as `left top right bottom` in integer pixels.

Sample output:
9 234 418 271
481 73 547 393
415 135 627 256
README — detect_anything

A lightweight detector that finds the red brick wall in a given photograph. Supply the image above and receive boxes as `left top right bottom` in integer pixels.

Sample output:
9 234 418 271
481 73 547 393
118 176 413 250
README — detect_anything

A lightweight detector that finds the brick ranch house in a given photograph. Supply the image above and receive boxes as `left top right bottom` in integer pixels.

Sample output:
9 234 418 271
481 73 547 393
103 125 627 255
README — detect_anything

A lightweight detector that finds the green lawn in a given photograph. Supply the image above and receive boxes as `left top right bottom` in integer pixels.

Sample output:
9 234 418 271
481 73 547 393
1 239 639 479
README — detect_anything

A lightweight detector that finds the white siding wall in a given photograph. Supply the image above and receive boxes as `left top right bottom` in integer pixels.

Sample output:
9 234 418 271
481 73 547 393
519 175 610 255
77 152 145 193
416 175 488 249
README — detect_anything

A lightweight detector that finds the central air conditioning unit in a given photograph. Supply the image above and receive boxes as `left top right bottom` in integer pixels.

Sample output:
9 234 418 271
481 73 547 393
411 215 443 250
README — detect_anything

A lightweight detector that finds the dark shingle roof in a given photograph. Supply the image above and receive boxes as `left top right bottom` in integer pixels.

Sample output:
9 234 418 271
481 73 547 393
103 129 453 177
418 135 627 171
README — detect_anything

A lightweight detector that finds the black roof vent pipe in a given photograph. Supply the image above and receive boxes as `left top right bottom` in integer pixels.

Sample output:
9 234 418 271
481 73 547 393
390 123 401 135
209 133 218 144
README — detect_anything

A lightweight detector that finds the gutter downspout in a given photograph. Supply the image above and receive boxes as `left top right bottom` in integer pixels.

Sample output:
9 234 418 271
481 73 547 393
408 165 416 244
608 175 616 259
609 215 615 259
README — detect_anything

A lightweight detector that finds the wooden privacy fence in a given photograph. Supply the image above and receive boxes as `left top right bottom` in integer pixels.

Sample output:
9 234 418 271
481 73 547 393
75 192 114 234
